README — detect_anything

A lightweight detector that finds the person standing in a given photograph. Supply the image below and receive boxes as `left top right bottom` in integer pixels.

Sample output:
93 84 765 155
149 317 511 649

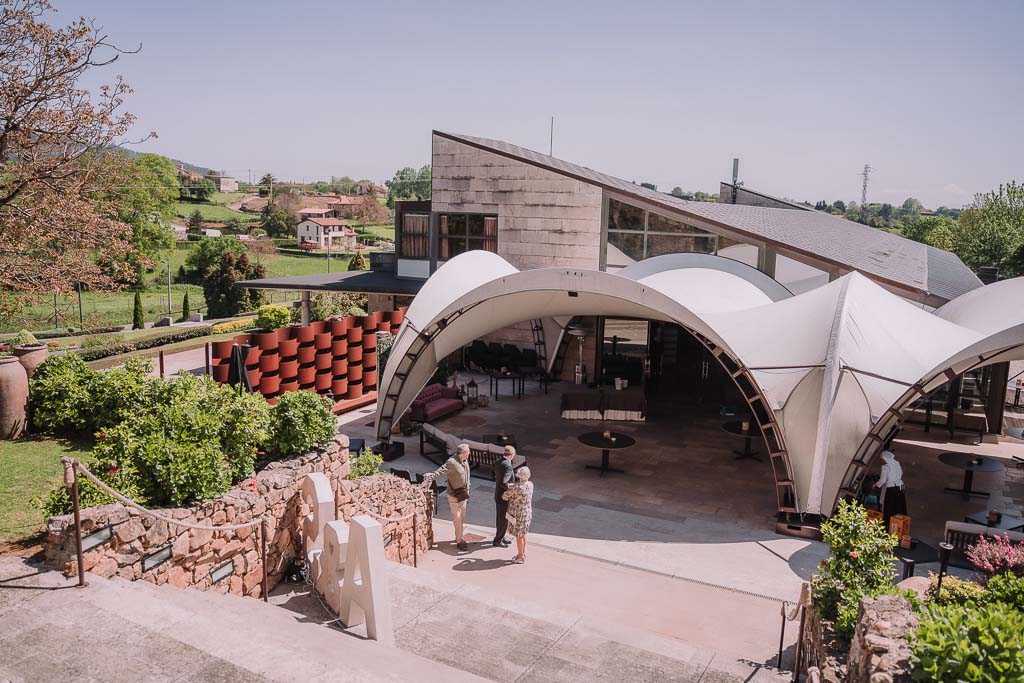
421 443 472 551
874 449 906 528
492 445 516 547
503 466 534 564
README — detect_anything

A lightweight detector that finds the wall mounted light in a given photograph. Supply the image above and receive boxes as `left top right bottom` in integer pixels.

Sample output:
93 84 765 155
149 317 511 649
81 525 113 552
210 560 235 584
382 531 395 548
142 545 173 573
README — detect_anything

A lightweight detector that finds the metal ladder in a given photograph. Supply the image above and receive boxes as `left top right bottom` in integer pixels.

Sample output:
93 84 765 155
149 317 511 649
530 319 547 369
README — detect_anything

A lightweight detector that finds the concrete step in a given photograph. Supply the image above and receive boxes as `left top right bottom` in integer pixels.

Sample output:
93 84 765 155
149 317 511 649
0 557 482 682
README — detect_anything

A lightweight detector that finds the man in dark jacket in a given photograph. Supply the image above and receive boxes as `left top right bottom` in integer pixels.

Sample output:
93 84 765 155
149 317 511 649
492 445 516 547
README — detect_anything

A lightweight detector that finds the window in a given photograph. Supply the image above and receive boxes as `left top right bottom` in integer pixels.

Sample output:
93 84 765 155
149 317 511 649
440 213 497 259
399 214 429 258
604 197 747 269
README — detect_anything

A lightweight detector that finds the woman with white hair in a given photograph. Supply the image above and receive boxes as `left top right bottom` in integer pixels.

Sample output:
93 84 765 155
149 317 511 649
502 466 534 564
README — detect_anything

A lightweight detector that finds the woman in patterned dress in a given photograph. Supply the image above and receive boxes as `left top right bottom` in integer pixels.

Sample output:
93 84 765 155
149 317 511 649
502 466 533 564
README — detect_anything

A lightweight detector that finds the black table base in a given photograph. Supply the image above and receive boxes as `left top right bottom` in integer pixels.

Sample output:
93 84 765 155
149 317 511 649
585 449 624 476
944 469 989 499
732 444 763 462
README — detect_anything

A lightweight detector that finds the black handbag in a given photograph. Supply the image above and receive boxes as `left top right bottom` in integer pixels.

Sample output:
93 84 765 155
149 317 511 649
450 486 469 502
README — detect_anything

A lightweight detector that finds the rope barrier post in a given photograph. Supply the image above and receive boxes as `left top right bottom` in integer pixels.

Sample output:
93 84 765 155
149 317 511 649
159 350 165 378
205 342 211 376
260 517 269 603
63 458 87 589
777 602 788 669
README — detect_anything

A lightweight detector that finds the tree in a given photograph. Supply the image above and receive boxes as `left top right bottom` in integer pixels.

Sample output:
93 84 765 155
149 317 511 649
352 195 389 227
203 251 266 318
223 217 243 233
112 153 178 284
260 208 296 238
670 187 686 199
832 200 846 213
348 251 368 271
956 181 1024 274
179 176 215 202
815 200 828 211
0 0 145 316
385 165 431 208
181 291 190 321
187 210 204 231
640 182 657 191
902 215 956 245
132 291 144 329
184 237 248 281
879 203 893 220
258 173 275 197
900 197 924 216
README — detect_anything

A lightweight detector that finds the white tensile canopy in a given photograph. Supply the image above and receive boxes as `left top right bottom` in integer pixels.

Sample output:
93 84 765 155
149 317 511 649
375 252 1024 516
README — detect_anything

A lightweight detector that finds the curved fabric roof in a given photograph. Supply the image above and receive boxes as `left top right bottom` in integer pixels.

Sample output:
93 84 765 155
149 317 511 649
376 251 1024 516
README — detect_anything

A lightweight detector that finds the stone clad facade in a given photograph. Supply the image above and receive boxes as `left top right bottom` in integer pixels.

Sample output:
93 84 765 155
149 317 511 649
431 133 603 272
44 434 433 598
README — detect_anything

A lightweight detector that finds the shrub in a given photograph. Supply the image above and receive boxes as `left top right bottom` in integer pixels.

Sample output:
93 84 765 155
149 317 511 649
255 304 290 332
181 292 190 321
40 466 145 517
926 572 985 606
376 334 394 373
967 534 1024 578
89 358 158 430
983 572 1024 612
12 329 38 347
132 291 144 330
30 355 97 433
348 251 368 271
911 602 1024 681
811 499 898 638
75 341 137 361
267 390 335 458
215 388 273 481
348 446 383 479
211 318 256 334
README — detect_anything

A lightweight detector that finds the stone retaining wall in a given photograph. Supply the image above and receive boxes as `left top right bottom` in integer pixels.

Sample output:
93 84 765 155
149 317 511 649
44 434 433 597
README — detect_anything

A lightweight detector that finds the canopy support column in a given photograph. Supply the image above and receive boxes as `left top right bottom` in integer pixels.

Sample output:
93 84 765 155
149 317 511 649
300 291 311 326
986 361 1009 435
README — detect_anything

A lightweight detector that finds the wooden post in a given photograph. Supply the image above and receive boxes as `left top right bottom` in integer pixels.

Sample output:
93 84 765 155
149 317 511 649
64 459 86 589
204 342 211 376
159 350 165 378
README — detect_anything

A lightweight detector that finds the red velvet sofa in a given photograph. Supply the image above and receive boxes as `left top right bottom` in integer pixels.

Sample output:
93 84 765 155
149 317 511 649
409 384 464 422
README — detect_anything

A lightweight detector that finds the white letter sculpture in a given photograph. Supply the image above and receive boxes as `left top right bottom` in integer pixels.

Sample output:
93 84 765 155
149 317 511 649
298 474 395 646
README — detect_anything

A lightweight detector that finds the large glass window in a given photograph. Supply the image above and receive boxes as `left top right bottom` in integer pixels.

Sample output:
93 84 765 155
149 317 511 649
605 197 748 269
440 213 497 259
399 213 429 258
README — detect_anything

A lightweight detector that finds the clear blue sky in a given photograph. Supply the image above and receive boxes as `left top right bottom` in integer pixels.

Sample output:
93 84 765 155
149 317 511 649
66 0 1022 208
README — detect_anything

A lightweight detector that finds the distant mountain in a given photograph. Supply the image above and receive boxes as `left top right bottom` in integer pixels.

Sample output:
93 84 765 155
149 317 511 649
115 147 212 176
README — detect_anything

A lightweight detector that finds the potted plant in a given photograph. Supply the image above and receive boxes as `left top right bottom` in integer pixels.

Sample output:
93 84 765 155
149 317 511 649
11 330 48 379
253 305 289 350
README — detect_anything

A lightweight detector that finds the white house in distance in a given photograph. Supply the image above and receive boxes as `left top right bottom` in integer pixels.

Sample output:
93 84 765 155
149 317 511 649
297 217 357 251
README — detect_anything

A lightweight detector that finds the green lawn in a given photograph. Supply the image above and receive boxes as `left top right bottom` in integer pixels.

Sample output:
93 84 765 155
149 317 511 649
210 191 245 205
358 224 395 240
0 435 95 544
175 201 258 223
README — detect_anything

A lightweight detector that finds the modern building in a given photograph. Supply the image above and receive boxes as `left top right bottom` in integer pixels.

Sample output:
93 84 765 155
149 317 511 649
205 171 239 193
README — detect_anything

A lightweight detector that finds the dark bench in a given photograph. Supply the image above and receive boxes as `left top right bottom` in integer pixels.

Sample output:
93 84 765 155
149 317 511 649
944 520 1024 569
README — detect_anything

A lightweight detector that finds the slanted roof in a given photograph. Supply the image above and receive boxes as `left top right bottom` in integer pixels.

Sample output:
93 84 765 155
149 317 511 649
308 217 350 227
300 207 332 214
434 131 982 305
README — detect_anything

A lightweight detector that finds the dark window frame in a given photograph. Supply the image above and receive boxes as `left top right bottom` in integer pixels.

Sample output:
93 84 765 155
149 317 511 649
439 213 498 260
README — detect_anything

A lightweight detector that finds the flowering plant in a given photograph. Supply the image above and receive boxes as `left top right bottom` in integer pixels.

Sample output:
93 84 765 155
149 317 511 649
966 534 1024 579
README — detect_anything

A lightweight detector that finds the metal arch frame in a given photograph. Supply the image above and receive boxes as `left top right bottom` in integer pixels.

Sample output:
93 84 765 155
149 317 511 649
832 343 1024 515
375 284 802 518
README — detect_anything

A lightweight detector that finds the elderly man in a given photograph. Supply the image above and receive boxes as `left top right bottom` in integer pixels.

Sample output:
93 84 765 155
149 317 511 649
421 443 472 551
492 445 516 547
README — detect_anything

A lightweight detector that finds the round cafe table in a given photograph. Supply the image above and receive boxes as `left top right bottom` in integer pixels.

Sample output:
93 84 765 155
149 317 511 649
721 420 763 462
1006 426 1024 441
579 431 635 477
939 452 1005 499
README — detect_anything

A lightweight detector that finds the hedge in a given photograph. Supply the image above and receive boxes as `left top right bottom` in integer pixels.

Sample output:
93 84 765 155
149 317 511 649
0 325 124 342
211 318 257 334
74 325 214 361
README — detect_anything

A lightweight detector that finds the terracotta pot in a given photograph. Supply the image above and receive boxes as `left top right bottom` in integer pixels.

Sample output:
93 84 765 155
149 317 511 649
246 369 262 387
297 346 316 364
233 334 252 346
390 323 403 335
363 349 376 371
375 322 391 334
315 373 333 391
280 378 299 393
362 333 377 351
346 383 364 400
314 332 333 351
351 316 367 330
389 309 405 326
211 340 235 360
0 357 28 439
212 364 230 383
258 375 281 395
330 318 351 336
279 359 298 379
363 369 377 389
278 339 299 358
348 345 363 363
295 326 316 344
331 378 348 396
346 327 362 344
331 339 348 355
348 364 363 383
13 344 49 380
362 311 382 329
259 354 280 373
309 320 327 335
331 359 348 376
253 332 279 351
266 397 277 406
315 352 333 371
297 365 316 384
276 326 295 342
244 346 262 366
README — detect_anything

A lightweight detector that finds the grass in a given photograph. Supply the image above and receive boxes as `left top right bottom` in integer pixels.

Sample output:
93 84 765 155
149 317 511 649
175 201 258 223
0 435 95 544
357 224 395 240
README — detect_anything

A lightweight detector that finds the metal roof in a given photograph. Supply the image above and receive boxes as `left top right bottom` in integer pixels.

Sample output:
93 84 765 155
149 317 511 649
434 131 982 304
235 270 422 296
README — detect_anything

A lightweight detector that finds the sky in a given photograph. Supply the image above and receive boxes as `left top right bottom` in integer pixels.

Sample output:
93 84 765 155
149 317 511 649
63 0 1023 209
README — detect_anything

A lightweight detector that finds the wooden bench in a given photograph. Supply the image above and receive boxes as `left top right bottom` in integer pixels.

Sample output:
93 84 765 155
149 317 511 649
464 441 528 481
944 520 1024 569
418 424 527 480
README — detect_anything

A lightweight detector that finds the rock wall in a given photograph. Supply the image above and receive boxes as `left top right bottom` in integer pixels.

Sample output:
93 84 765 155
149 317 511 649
44 434 433 598
846 595 917 683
